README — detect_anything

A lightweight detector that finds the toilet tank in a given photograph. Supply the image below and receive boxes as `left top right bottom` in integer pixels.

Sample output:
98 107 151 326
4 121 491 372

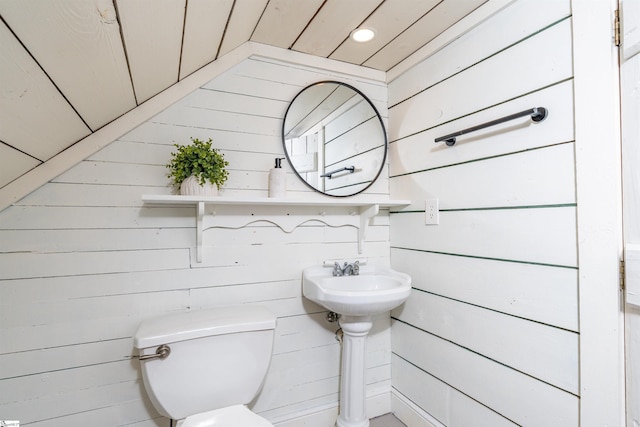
134 305 276 421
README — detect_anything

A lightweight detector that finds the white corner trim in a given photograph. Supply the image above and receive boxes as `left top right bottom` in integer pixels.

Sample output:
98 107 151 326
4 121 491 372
386 0 516 83
571 0 625 425
0 42 387 213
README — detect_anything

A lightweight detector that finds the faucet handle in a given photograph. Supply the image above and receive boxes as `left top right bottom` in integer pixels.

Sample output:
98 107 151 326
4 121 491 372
333 262 343 276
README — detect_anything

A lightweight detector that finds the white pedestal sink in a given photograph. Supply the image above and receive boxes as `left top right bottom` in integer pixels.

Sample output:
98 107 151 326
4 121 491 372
302 264 412 427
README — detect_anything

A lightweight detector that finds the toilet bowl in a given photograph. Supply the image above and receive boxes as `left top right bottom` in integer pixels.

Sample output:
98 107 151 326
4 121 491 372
134 305 276 426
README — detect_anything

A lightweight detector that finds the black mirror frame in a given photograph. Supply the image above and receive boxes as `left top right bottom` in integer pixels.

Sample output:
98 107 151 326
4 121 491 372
281 81 388 198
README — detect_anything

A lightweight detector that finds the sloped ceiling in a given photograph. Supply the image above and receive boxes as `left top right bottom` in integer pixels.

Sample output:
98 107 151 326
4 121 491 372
0 0 488 194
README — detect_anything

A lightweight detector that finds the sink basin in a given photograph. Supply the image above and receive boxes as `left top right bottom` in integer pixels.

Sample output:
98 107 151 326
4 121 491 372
302 264 412 316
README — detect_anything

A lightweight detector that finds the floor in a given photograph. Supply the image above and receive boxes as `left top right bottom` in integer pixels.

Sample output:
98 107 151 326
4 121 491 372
369 413 407 427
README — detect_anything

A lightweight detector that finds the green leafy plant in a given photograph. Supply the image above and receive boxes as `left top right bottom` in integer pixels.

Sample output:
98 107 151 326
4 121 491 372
166 138 229 190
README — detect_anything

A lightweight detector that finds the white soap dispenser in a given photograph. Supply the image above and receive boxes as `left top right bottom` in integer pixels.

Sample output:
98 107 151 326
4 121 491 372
269 157 286 198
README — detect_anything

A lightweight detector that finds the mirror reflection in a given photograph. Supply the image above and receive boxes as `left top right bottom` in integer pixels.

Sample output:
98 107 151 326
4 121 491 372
282 81 387 197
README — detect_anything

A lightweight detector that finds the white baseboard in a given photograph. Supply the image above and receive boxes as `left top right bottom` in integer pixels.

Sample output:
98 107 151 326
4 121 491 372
390 389 444 427
272 391 391 427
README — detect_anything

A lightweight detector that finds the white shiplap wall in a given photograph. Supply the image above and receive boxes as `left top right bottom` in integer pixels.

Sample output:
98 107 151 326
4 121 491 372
388 1 581 425
0 57 391 425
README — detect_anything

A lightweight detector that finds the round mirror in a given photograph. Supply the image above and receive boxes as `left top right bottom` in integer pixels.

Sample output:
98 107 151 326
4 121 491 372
282 81 387 197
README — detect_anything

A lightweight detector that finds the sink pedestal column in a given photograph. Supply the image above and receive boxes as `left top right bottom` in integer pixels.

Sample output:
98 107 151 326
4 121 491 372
337 315 373 427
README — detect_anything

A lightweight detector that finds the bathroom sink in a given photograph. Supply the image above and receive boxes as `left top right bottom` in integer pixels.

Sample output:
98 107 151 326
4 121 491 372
302 264 412 316
303 264 412 426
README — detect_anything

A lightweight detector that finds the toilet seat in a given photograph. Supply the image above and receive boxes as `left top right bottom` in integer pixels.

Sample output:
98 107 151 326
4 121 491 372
177 405 273 427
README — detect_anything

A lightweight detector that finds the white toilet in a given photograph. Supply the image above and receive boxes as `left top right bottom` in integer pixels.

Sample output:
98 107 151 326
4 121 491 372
133 305 276 427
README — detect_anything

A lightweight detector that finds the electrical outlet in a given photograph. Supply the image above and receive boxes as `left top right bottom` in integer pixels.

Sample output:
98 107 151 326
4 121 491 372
425 198 439 225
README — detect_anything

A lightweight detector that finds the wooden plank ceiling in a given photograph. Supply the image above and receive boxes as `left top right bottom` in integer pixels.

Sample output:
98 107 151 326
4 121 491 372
0 0 486 190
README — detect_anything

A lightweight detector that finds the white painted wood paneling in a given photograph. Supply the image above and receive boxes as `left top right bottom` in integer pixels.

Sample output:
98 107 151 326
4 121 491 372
54 161 167 187
0 0 136 130
390 142 576 212
387 3 583 425
392 356 517 427
0 55 391 426
151 102 281 136
0 249 190 280
202 71 294 101
217 0 268 57
1 379 146 425
0 144 39 189
179 0 234 79
0 21 91 163
391 248 578 332
0 338 133 379
0 39 254 212
391 208 577 267
0 205 192 230
231 57 388 105
14 183 165 208
116 0 186 103
0 361 137 406
390 19 572 142
292 0 383 57
120 120 280 153
185 88 289 118
392 321 579 426
251 0 324 49
363 0 487 71
0 0 490 207
388 0 571 104
329 0 440 65
388 81 575 179
396 290 578 393
0 264 298 305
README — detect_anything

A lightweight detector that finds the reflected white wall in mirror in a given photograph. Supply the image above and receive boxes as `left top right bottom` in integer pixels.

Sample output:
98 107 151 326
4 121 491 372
282 81 387 197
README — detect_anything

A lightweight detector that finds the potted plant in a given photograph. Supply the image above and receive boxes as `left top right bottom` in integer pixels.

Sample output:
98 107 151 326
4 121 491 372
166 137 229 196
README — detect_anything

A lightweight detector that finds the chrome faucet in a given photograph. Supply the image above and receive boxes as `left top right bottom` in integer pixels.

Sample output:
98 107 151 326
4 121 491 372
333 261 360 276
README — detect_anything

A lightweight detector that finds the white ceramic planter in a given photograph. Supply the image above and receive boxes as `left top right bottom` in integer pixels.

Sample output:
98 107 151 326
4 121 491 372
180 175 219 196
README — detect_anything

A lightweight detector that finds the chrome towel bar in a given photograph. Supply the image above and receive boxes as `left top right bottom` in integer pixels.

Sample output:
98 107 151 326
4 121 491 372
321 166 355 179
435 107 548 146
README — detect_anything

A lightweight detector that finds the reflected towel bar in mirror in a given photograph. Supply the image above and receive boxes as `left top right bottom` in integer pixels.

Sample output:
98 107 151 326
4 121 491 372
435 107 548 146
321 166 355 179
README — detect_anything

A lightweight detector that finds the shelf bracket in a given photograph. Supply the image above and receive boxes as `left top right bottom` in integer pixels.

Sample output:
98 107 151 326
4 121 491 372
196 201 204 263
358 204 379 254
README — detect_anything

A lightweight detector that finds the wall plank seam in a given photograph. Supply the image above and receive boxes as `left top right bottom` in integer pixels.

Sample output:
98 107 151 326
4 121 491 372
391 320 580 397
388 140 575 178
389 246 578 270
390 356 522 426
392 290 580 334
387 15 573 110
437 204 577 212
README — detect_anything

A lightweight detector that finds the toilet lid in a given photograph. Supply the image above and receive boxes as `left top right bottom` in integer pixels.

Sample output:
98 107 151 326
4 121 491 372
179 405 273 427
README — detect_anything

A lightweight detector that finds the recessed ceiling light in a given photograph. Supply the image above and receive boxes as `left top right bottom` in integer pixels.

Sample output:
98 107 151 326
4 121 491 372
350 28 375 43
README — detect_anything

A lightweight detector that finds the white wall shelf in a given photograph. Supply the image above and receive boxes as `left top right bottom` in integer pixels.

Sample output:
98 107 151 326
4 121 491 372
142 195 411 262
